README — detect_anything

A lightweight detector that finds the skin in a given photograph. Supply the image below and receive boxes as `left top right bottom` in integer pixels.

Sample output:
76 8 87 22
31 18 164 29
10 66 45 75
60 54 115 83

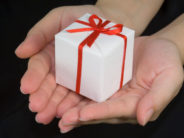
15 2 183 134
58 37 183 132
152 13 184 63
96 0 164 35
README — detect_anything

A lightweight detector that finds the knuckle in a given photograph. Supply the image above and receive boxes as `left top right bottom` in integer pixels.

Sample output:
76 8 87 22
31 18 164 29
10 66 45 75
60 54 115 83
51 88 69 105
46 73 56 86
49 7 64 16
28 53 50 70
69 92 82 102
42 76 55 92
28 55 40 68
56 89 67 99
39 86 52 99
50 96 60 106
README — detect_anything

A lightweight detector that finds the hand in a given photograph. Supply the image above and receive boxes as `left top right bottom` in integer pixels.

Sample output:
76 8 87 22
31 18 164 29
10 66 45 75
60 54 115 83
15 5 121 124
56 37 183 133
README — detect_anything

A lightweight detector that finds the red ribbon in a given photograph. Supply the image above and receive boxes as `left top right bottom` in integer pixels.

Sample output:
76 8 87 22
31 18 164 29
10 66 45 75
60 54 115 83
66 14 127 94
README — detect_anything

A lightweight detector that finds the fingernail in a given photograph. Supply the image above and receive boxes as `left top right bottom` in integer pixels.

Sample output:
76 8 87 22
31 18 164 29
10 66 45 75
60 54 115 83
28 103 36 113
62 121 76 126
58 111 64 117
56 115 61 119
60 128 73 134
56 112 63 118
35 116 41 124
15 41 24 54
79 118 85 121
79 117 88 121
142 108 154 126
20 86 26 94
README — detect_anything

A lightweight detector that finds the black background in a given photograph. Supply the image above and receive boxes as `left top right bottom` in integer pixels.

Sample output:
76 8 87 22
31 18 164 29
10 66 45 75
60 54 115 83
0 0 184 138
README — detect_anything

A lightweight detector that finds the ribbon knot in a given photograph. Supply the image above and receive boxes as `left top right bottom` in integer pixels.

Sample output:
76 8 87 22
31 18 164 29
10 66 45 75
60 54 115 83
66 14 127 94
67 14 123 47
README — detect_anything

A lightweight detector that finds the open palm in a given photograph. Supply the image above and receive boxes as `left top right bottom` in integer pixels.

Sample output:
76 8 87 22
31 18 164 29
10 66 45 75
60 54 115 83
18 5 106 124
56 37 183 132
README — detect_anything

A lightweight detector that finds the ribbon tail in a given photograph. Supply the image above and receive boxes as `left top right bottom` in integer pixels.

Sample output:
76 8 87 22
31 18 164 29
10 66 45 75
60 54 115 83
75 33 96 93
75 31 100 93
86 31 100 47
116 34 127 89
76 40 86 93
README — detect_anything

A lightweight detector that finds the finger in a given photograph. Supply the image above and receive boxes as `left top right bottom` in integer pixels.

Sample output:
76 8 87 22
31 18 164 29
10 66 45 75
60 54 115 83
79 118 137 125
57 92 83 117
29 73 56 112
35 85 69 124
61 99 90 125
20 44 52 94
58 99 89 133
137 67 184 126
79 92 140 121
15 8 64 58
59 124 76 134
59 117 137 133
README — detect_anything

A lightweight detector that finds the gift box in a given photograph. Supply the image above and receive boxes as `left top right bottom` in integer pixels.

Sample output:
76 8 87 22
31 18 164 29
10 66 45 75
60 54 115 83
55 13 135 102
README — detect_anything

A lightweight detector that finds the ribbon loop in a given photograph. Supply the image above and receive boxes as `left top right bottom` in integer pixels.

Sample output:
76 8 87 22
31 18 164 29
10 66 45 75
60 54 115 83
89 14 102 27
104 24 123 35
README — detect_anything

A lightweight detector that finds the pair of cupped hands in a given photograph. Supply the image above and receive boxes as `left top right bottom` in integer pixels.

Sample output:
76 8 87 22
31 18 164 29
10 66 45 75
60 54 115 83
15 5 183 133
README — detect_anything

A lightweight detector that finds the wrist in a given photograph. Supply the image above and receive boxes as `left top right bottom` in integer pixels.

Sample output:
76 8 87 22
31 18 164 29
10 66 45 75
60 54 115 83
150 34 184 64
95 2 139 36
151 13 184 64
95 0 164 36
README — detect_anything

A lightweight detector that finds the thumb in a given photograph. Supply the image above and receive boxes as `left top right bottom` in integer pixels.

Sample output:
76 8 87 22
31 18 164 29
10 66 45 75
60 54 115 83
15 8 64 58
137 67 183 126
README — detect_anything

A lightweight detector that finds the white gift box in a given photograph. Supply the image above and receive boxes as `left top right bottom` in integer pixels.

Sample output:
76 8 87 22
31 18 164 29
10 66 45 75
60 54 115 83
55 13 135 102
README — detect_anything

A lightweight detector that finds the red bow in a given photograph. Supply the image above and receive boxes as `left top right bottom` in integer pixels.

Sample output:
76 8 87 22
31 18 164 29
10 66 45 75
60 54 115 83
67 14 123 47
67 14 127 94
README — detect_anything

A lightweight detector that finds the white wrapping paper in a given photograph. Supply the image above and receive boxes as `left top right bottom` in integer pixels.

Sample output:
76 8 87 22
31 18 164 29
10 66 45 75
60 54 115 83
55 13 135 102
